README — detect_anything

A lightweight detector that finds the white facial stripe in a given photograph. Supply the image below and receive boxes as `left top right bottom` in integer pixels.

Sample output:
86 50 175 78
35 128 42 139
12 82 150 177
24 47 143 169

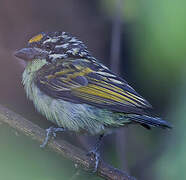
43 37 59 44
55 43 69 49
79 52 87 56
72 43 79 46
69 37 78 42
62 34 69 39
49 54 67 59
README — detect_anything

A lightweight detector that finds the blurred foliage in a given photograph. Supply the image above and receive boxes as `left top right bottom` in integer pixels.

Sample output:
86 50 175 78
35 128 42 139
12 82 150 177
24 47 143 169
0 124 103 180
0 124 72 180
102 0 186 179
133 0 186 88
102 0 186 103
154 74 186 180
101 0 139 22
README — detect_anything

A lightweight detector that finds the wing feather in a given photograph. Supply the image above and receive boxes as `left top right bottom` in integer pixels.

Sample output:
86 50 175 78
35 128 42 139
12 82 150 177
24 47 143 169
35 58 152 114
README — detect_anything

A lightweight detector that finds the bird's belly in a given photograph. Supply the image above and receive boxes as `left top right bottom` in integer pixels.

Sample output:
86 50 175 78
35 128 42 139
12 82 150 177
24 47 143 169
31 85 110 135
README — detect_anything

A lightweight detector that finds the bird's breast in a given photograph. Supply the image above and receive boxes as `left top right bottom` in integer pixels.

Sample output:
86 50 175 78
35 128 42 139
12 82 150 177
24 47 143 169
23 74 109 135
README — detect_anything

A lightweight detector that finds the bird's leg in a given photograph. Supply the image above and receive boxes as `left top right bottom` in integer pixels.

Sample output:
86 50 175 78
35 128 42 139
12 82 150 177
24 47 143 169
87 134 104 172
40 126 66 148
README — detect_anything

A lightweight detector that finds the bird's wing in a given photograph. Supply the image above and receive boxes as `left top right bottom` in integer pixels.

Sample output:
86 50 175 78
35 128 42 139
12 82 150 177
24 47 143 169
35 58 152 114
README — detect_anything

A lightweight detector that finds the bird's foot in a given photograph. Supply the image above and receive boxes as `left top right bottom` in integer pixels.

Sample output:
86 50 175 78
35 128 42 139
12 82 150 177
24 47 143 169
40 126 65 148
86 134 104 173
87 149 100 173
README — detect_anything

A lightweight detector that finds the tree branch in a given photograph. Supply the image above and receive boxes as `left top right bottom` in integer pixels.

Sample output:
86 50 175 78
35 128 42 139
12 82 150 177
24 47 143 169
0 104 136 180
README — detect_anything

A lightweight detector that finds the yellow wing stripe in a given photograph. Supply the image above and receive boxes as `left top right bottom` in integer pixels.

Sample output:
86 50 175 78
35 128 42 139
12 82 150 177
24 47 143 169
75 87 131 106
67 67 93 79
73 91 115 104
75 84 138 106
46 69 75 80
88 78 146 106
126 91 147 103
90 85 139 106
55 69 75 76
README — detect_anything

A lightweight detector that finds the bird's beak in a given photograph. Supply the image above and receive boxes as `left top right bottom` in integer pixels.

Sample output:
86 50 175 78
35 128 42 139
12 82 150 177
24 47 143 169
14 47 46 61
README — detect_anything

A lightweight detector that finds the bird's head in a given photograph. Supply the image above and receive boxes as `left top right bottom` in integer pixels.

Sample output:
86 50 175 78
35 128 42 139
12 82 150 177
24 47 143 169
14 31 90 64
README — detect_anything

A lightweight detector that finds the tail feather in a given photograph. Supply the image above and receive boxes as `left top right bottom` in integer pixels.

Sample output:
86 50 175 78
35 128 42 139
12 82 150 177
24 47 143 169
129 115 172 129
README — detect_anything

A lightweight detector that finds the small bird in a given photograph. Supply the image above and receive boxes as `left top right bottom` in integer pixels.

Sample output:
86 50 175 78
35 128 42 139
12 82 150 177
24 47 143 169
15 31 171 171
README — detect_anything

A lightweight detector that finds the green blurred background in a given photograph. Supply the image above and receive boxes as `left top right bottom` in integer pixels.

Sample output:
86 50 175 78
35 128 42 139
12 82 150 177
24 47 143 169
0 0 185 179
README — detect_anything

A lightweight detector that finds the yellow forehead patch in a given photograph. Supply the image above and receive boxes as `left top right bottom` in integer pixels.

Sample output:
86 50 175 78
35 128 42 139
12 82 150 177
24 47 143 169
29 34 43 43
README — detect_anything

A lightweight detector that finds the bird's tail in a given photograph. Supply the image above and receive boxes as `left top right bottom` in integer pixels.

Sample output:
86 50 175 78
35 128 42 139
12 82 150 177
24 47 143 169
128 114 172 129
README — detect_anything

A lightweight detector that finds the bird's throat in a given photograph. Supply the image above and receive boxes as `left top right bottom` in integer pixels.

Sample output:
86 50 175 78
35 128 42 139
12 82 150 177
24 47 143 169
22 59 48 100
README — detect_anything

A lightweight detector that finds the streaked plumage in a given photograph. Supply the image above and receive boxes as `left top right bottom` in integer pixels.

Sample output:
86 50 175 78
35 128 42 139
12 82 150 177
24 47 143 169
15 31 171 136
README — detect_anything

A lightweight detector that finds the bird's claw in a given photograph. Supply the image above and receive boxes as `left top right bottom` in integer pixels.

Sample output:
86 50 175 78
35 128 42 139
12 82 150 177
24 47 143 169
87 149 100 173
40 126 65 148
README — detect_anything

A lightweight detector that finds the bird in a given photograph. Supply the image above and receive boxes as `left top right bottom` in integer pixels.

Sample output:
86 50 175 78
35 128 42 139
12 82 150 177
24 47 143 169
14 31 171 171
